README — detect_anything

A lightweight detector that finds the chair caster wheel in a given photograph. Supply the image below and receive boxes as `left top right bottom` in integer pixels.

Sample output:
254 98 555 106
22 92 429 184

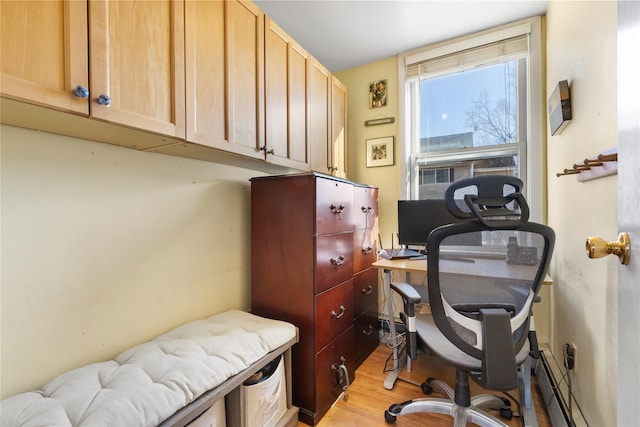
384 410 397 423
500 407 513 420
421 377 435 394
421 382 433 394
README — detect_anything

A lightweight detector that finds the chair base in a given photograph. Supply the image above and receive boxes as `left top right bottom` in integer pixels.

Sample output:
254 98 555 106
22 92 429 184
385 376 513 427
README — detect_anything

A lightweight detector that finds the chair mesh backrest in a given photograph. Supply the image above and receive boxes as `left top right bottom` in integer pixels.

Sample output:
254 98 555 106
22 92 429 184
427 176 554 361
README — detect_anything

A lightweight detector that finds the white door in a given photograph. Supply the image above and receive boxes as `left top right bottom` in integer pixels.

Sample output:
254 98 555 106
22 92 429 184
616 2 639 426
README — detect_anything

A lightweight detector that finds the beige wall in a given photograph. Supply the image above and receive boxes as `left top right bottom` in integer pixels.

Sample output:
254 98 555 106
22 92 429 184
0 124 266 397
545 1 618 425
337 57 401 251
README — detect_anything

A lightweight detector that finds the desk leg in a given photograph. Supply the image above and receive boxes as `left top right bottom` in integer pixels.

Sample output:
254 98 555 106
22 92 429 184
383 268 402 390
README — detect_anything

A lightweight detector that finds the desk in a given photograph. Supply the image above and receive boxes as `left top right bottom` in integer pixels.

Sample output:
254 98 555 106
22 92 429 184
372 258 552 390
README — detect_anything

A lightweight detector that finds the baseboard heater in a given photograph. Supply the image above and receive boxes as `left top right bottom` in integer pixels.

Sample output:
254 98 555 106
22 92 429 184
535 350 585 427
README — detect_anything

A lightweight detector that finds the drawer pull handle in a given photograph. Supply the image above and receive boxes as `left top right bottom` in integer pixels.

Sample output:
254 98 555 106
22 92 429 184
330 204 345 214
361 206 372 213
361 285 373 295
331 305 346 319
362 246 373 254
362 325 374 336
330 255 345 266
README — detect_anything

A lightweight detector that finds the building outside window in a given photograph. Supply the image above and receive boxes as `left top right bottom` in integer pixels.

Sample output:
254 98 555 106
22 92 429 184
400 17 544 221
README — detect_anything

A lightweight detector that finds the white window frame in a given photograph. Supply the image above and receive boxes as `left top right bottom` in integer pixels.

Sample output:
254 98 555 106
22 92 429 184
397 16 545 222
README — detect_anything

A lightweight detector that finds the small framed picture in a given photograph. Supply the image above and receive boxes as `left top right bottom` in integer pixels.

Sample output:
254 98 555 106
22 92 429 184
369 79 387 108
366 136 394 167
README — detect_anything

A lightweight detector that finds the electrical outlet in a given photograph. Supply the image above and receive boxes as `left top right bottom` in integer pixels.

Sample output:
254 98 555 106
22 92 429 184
564 342 577 372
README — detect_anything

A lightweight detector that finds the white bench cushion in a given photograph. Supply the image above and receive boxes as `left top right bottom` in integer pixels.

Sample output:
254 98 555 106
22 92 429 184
1 310 296 427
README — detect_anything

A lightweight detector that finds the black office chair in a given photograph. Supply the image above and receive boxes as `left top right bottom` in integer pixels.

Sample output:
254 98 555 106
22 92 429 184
384 176 555 427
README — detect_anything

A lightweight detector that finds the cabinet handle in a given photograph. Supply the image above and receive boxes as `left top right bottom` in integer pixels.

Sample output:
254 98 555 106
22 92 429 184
330 204 345 214
330 255 345 266
362 325 374 336
361 246 373 255
97 94 111 106
361 206 372 213
361 285 373 295
331 305 346 319
73 85 89 98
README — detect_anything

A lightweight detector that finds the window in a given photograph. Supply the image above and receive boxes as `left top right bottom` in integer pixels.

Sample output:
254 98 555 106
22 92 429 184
420 168 453 185
399 18 544 220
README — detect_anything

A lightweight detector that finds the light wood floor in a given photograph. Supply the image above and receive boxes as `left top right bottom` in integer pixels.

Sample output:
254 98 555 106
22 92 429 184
300 344 552 427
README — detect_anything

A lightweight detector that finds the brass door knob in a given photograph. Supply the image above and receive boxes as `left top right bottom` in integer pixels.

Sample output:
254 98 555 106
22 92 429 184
586 232 631 265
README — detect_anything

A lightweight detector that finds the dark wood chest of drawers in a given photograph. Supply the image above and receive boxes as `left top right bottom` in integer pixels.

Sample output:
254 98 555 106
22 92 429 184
250 173 379 425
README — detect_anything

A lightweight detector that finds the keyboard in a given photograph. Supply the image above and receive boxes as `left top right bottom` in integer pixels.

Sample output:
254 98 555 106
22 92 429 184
386 248 423 259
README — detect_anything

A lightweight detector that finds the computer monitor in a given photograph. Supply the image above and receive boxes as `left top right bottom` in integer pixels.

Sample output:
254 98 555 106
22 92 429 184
397 199 476 247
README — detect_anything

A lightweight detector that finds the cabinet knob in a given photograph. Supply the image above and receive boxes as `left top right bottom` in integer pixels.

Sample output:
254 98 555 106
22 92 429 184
259 145 275 155
73 85 89 98
97 94 111 106
361 206 372 213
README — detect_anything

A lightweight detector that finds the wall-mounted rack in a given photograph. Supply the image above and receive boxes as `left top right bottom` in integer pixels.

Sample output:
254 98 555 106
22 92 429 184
556 147 618 182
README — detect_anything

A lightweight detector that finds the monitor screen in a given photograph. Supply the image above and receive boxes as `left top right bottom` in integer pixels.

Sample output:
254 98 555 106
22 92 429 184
397 199 471 246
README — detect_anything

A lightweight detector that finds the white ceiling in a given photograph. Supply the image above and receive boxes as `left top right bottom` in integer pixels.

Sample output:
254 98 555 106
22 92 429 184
254 0 549 73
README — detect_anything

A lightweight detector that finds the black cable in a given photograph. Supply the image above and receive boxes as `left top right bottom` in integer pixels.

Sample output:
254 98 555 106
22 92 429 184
502 390 524 427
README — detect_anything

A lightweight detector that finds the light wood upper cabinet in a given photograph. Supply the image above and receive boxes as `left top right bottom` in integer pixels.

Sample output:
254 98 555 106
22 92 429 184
0 0 89 114
308 57 332 175
1 0 346 174
185 0 225 146
88 0 185 138
264 16 309 170
308 57 348 177
226 0 264 158
331 76 348 178
184 0 263 160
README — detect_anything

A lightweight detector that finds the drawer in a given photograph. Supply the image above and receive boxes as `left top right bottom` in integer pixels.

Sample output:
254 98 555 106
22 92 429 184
314 326 355 422
352 229 378 273
315 233 353 293
315 280 353 350
353 267 378 317
353 308 380 367
316 177 353 235
352 186 378 230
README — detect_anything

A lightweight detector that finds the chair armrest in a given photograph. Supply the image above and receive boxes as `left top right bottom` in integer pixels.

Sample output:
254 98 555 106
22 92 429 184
479 308 518 390
390 282 422 360
390 282 422 305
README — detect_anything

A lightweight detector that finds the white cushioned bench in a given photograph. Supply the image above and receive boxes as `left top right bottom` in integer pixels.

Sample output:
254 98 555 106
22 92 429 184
1 310 298 427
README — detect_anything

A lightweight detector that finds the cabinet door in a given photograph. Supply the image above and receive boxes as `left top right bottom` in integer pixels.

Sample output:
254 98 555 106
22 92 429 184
185 0 226 147
264 17 309 169
308 57 331 175
88 0 185 138
331 76 348 178
1 0 88 114
226 0 264 158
